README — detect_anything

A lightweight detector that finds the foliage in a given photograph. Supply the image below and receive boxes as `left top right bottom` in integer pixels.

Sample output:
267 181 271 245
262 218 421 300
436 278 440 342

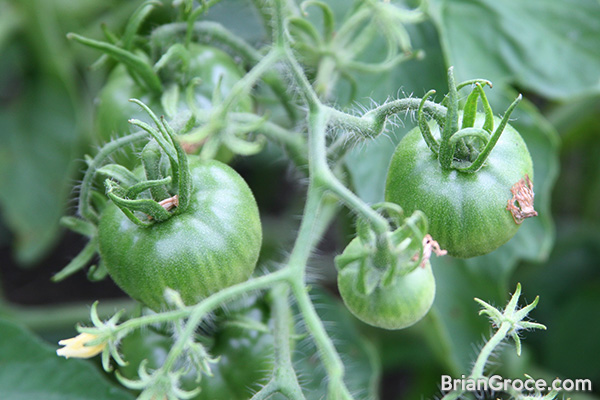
1 0 599 399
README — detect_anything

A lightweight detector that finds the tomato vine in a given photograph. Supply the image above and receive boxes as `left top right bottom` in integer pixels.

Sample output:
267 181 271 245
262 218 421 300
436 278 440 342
54 1 548 399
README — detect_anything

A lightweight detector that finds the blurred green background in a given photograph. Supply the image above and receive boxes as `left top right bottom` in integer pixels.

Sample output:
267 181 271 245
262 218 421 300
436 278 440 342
1 0 599 399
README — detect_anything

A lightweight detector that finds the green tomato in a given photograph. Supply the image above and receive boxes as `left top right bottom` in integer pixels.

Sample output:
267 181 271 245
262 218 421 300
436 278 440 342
385 113 534 258
94 43 251 166
336 236 436 330
118 296 274 400
98 157 262 310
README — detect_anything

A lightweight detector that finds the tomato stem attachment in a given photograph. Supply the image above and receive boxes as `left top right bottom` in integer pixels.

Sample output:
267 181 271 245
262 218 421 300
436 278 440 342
100 100 193 226
429 67 523 173
455 94 522 173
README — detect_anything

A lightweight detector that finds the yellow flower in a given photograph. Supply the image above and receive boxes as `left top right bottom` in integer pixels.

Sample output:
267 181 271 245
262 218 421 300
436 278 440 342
56 332 106 359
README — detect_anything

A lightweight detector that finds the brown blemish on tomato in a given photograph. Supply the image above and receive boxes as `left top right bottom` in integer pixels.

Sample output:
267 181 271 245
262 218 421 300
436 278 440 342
507 174 538 224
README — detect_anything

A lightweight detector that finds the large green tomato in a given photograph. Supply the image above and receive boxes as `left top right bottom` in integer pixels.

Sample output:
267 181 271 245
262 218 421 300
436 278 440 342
385 113 534 258
98 157 262 310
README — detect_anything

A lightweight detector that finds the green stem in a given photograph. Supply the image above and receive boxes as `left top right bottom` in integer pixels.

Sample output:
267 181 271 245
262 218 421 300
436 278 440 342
217 48 282 117
328 99 447 140
249 380 280 400
160 268 292 372
283 104 354 398
270 284 304 398
440 322 511 400
291 281 352 400
283 48 321 111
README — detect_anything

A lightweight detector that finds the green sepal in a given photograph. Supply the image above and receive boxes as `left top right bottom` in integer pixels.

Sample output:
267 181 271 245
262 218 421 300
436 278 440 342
105 180 172 226
154 43 190 74
125 176 172 199
448 127 491 169
357 258 382 296
160 84 181 119
162 117 191 211
60 216 96 237
455 94 522 173
87 261 109 281
142 141 171 201
417 90 440 155
97 164 139 187
90 190 108 212
461 83 494 132
52 238 98 282
438 67 459 169
223 133 266 156
302 1 335 40
122 1 161 51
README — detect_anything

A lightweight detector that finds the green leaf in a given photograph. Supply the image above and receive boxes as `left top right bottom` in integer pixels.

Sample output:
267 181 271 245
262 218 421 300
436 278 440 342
0 318 134 400
428 0 600 100
293 288 380 400
0 75 82 265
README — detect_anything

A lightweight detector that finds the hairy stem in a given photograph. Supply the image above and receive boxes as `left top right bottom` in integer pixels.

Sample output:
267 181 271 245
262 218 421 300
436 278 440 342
440 322 511 400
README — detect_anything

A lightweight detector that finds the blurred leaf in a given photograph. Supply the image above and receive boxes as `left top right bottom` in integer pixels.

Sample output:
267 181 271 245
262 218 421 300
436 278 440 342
548 95 600 223
513 226 600 391
293 288 381 400
428 0 600 100
544 282 600 387
0 76 81 264
0 317 134 400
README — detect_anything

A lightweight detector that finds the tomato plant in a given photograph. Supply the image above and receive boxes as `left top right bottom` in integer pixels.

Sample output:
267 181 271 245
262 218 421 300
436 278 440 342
7 0 593 399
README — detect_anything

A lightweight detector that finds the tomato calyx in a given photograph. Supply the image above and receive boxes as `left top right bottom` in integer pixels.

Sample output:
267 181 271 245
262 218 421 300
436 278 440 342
335 202 445 295
103 99 193 227
418 67 522 173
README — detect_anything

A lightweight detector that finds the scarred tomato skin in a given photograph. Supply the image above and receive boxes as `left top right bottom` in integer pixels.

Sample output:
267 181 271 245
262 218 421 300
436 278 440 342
98 157 262 310
385 113 533 258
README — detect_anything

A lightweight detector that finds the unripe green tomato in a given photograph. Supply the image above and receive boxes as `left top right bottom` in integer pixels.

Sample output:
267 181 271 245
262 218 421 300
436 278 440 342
94 43 252 166
385 113 533 258
336 237 436 330
98 157 262 310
